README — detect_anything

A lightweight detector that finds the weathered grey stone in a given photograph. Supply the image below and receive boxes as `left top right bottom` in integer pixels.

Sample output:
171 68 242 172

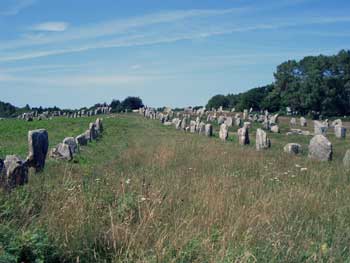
50 143 73 161
224 117 233 127
26 129 49 172
270 125 280 133
89 123 98 139
190 120 197 133
314 121 328 136
63 137 79 154
205 124 213 137
219 123 229 141
175 119 182 130
235 117 242 127
270 114 279 125
290 118 297 126
334 125 346 139
76 134 88 146
332 119 342 127
256 128 270 151
95 118 103 134
308 135 332 161
217 116 225 125
237 127 249 145
0 155 28 189
243 109 248 120
243 122 251 129
181 117 188 130
286 129 311 136
198 122 206 135
284 143 302 155
343 149 350 169
300 117 307 127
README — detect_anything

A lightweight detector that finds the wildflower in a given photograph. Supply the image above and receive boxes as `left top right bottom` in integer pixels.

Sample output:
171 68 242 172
295 164 301 168
321 243 329 254
126 178 131 184
300 168 308 172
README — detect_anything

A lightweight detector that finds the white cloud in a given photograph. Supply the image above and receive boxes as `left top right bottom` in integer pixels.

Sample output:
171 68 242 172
0 0 37 16
30 22 69 32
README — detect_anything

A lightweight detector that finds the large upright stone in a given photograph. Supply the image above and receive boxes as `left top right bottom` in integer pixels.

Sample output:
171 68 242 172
205 124 213 137
335 125 346 139
235 117 242 127
270 114 279 125
308 135 332 161
0 155 28 189
63 137 79 154
332 119 342 127
256 128 270 151
219 123 229 141
27 129 49 172
181 117 188 130
237 127 249 145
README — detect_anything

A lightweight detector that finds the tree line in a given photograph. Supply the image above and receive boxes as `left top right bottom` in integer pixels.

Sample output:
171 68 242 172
207 50 350 116
0 96 144 118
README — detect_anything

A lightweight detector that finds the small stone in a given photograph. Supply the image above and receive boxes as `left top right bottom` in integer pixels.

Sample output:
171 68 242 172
284 143 302 155
63 137 79 154
50 143 73 161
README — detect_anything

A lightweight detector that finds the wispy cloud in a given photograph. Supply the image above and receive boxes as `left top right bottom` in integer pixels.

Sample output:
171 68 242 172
30 21 69 32
0 0 37 16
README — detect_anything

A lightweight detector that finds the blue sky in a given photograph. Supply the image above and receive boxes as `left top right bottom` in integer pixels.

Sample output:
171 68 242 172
0 0 350 109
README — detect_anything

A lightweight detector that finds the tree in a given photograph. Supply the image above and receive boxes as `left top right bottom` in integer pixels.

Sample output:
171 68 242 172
121 97 144 111
206 95 230 110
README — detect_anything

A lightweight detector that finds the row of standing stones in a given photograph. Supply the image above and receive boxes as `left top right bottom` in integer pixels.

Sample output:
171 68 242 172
139 107 348 167
0 118 103 190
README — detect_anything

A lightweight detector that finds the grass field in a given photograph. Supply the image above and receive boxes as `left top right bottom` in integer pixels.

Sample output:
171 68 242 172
1 114 350 262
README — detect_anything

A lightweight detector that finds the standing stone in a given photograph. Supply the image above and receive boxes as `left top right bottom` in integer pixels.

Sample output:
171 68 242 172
175 119 182 130
243 122 251 129
190 120 197 133
95 118 103 134
50 143 73 161
290 118 297 126
314 121 328 136
308 135 332 161
270 114 279 125
219 124 229 141
181 117 188 130
89 123 98 140
0 155 28 189
332 119 342 127
256 128 271 151
63 137 79 154
205 124 213 137
284 143 302 155
300 117 307 127
198 122 206 135
262 117 270 130
76 134 88 146
343 149 350 169
26 129 49 172
235 117 242 127
224 117 233 127
237 127 250 145
218 116 225 125
243 109 248 120
270 125 280 133
334 125 346 139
